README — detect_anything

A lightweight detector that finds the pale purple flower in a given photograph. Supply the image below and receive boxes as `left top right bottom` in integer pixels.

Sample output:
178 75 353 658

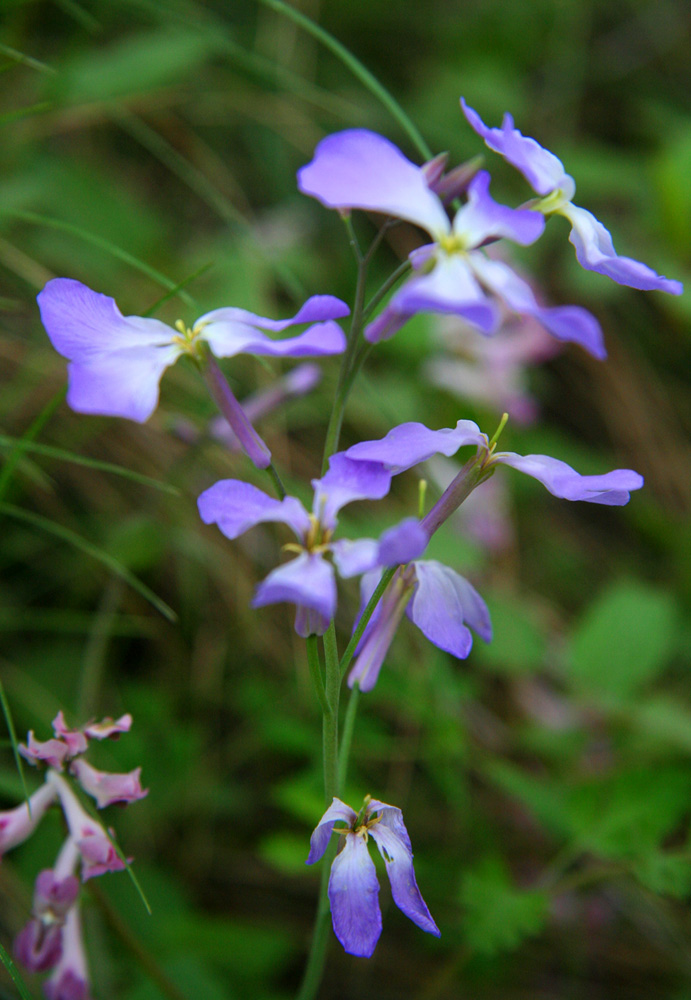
307 796 440 957
197 453 428 636
83 713 132 740
38 278 349 423
14 845 80 974
345 420 644 510
70 760 148 809
460 99 683 295
0 782 58 855
51 713 88 758
43 904 92 1000
20 733 71 770
298 130 605 357
349 560 492 692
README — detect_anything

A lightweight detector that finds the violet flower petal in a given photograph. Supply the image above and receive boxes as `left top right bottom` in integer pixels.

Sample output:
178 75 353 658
306 797 357 865
201 319 347 360
470 255 606 358
83 714 132 740
312 454 393 529
562 204 684 294
0 783 58 855
252 552 337 626
345 420 486 473
332 519 428 579
70 760 148 809
20 733 70 770
460 98 573 198
197 294 349 332
407 561 481 658
51 713 88 757
298 129 451 237
328 833 382 958
367 804 440 937
348 568 417 693
37 279 180 422
494 452 644 505
453 170 545 247
198 479 311 539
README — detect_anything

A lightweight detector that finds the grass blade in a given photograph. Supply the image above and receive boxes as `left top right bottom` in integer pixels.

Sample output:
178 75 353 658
0 387 67 503
0 939 34 1000
0 680 31 812
0 503 177 622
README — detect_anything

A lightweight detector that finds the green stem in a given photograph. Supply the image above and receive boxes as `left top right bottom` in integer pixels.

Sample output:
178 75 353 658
322 623 341 801
305 635 329 715
362 258 412 322
296 838 337 1000
338 684 360 791
256 0 432 160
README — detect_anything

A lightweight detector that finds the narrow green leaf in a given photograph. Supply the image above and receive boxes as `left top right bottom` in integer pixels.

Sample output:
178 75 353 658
0 938 34 1000
0 387 67 503
0 503 177 622
0 435 180 495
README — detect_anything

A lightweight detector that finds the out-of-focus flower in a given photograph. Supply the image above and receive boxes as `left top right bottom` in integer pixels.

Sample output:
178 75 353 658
198 453 428 636
38 278 348 423
43 903 92 1000
307 796 440 957
69 760 147 809
14 842 80 974
460 99 683 295
48 772 126 880
0 783 58 855
298 130 605 357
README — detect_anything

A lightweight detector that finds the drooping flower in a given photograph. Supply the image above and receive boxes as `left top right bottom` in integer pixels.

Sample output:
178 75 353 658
43 903 92 1000
69 760 148 809
48 772 126 881
349 560 492 692
306 796 440 957
0 783 58 855
298 130 605 357
14 841 80 974
37 278 349 424
197 453 428 636
460 99 683 295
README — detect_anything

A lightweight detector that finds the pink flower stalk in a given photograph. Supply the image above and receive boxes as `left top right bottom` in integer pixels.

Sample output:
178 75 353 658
0 782 58 855
48 772 126 880
70 760 148 809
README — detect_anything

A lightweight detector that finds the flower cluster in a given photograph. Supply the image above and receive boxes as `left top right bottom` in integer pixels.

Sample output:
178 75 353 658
2 712 145 999
33 93 679 967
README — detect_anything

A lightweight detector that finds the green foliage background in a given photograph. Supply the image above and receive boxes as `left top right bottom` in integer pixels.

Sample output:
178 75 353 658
0 1 690 997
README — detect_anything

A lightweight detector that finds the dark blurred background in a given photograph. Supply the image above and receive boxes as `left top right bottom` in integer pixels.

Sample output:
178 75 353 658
0 1 690 997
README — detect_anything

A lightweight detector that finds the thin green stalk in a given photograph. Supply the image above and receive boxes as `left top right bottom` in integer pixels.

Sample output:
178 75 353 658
305 635 329 715
338 684 360 791
363 258 412 322
339 566 397 678
321 623 341 801
0 386 66 503
296 838 337 1000
256 0 432 160
0 938 33 1000
0 680 30 810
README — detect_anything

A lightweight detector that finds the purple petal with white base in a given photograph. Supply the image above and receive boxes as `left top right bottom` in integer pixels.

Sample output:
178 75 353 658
346 420 486 472
200 318 347 360
313 454 393 528
38 279 179 423
306 797 357 865
0 783 58 855
471 255 606 358
198 295 349 332
453 171 544 247
365 255 498 342
407 561 491 657
368 802 440 937
494 452 644 505
253 552 337 630
460 99 573 197
198 479 311 539
562 204 683 294
298 129 451 237
328 833 382 958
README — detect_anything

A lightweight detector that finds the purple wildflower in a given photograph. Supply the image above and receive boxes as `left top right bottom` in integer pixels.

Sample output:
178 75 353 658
0 783 58 855
298 130 605 357
307 796 440 957
48 772 126 880
460 99 683 295
69 760 148 809
14 843 80 974
197 453 428 636
43 904 92 1000
37 278 349 423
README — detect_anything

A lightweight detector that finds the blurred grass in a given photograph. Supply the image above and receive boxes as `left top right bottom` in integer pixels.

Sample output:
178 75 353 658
0 1 690 998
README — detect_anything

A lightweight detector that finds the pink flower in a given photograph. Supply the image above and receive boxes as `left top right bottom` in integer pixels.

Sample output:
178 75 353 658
70 760 148 809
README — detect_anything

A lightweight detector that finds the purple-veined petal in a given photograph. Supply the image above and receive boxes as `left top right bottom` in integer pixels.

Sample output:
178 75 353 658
493 452 644 505
198 479 311 540
298 129 451 238
200 319 347 360
346 420 486 473
407 561 481 658
197 295 349 332
470 254 606 359
253 552 337 625
38 279 180 423
367 255 498 341
460 99 573 198
562 204 683 294
312 454 393 529
367 803 440 937
306 798 357 865
453 171 545 247
328 832 382 958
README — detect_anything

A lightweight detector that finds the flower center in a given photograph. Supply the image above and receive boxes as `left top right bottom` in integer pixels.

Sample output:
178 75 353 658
437 232 470 255
282 513 334 557
171 319 206 359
